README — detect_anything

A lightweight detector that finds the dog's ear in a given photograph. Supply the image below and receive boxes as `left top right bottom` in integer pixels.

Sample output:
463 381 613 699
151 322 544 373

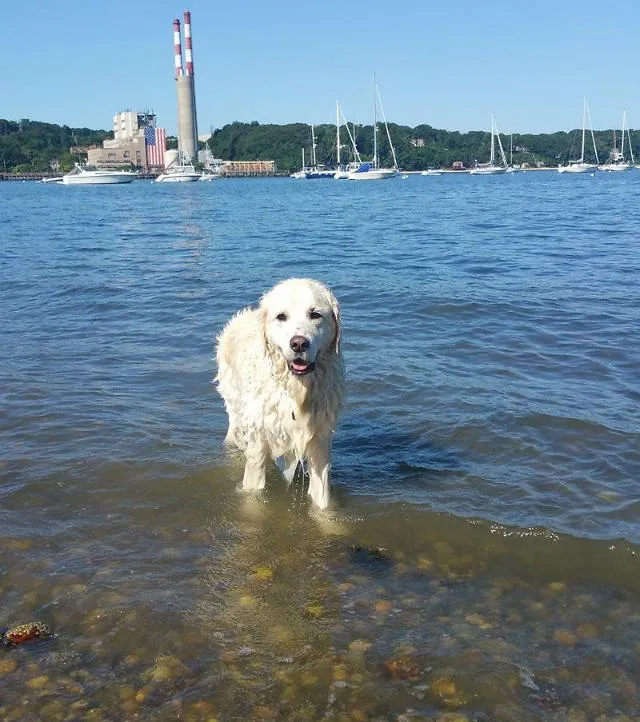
327 290 341 355
258 304 278 363
258 305 270 354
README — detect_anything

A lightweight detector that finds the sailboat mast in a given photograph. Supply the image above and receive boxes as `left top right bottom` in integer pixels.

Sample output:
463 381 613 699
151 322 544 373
311 125 317 167
373 73 378 168
580 97 587 163
375 82 398 169
621 110 626 157
585 100 599 164
490 115 496 165
336 101 341 167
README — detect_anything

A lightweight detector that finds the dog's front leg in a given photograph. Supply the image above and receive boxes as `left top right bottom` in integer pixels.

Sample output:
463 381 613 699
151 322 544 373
306 435 332 509
242 435 268 491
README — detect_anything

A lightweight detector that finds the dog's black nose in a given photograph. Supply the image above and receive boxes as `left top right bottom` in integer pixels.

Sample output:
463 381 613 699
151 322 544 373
290 335 310 353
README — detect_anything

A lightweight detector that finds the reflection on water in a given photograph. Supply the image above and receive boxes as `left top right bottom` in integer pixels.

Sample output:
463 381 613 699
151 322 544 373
1 175 639 718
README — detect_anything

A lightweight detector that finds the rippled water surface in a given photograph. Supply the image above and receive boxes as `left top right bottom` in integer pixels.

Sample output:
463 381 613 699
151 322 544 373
1 173 639 720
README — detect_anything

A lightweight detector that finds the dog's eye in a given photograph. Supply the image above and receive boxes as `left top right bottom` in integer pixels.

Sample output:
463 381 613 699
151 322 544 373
309 310 323 320
276 313 288 322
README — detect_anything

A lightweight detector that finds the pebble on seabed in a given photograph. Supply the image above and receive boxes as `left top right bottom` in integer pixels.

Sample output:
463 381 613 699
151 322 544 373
0 659 18 677
144 655 190 683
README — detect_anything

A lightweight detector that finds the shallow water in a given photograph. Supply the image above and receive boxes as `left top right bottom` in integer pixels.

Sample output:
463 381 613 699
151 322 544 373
1 172 639 720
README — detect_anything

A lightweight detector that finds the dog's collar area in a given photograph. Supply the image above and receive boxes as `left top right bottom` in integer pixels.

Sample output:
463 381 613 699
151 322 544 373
289 359 315 376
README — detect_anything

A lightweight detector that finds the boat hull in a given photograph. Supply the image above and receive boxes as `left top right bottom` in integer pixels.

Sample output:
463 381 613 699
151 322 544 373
155 173 201 183
346 168 397 180
598 163 633 172
469 167 508 175
557 163 597 174
62 173 134 185
291 169 336 179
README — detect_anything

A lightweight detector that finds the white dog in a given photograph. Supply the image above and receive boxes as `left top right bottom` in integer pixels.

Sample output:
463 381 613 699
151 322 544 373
215 278 344 509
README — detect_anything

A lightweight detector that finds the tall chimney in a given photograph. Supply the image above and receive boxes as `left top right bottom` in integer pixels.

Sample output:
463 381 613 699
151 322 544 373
174 10 198 162
183 10 194 76
173 19 183 78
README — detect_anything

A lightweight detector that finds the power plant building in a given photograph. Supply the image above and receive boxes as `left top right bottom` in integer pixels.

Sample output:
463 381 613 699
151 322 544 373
87 111 167 170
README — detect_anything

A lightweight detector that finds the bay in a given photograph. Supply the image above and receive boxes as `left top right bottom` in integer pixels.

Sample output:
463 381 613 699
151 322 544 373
1 172 639 719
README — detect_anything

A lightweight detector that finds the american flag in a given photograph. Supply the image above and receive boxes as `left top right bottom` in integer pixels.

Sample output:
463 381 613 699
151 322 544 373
144 126 166 168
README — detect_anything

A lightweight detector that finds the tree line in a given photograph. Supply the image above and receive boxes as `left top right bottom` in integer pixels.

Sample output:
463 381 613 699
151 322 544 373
1 117 635 173
210 121 637 172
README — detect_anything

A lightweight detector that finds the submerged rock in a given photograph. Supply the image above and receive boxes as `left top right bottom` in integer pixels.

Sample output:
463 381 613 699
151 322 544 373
383 655 423 681
0 622 53 647
144 655 190 683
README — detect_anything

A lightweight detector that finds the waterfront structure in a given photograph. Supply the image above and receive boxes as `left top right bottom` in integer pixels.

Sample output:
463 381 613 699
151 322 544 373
221 160 276 177
87 111 167 171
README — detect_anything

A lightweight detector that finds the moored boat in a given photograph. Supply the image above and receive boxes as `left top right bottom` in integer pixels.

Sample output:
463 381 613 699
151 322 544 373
469 115 508 175
346 76 398 181
598 111 635 172
155 155 201 183
291 126 337 179
60 164 137 185
558 98 599 173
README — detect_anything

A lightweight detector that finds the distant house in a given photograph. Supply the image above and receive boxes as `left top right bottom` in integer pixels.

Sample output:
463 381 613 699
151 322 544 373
410 137 425 148
452 161 465 170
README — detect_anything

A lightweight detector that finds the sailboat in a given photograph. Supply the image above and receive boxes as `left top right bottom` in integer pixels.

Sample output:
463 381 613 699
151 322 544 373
598 111 635 171
334 102 364 180
290 148 308 179
347 76 398 180
333 101 351 180
291 125 336 179
558 98 599 173
469 115 508 174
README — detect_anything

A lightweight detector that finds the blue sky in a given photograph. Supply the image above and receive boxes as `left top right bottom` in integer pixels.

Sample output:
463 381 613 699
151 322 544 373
6 0 640 135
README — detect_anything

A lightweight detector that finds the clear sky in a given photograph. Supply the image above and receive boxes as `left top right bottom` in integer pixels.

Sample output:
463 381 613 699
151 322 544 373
5 0 640 135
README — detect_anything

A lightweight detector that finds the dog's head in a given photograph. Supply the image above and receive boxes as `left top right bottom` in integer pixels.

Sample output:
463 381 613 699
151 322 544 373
260 278 341 376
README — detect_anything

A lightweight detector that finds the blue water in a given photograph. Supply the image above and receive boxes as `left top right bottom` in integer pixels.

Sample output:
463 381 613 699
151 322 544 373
1 172 640 719
3 173 638 540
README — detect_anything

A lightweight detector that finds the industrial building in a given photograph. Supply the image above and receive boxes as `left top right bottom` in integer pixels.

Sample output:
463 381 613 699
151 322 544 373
87 111 167 171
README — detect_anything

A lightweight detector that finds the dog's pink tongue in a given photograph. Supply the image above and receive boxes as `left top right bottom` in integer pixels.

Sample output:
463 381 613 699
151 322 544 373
292 360 309 372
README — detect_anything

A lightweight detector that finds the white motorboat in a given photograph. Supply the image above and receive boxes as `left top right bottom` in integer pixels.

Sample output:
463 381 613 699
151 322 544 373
469 115 508 175
60 164 136 185
155 162 201 183
558 98 599 173
421 169 443 176
598 111 635 172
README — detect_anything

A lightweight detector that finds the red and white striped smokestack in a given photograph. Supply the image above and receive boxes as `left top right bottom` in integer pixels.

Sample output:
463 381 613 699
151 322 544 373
173 18 183 78
183 10 194 76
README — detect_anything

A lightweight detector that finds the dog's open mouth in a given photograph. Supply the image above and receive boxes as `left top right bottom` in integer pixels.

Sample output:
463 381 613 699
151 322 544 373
289 358 315 376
